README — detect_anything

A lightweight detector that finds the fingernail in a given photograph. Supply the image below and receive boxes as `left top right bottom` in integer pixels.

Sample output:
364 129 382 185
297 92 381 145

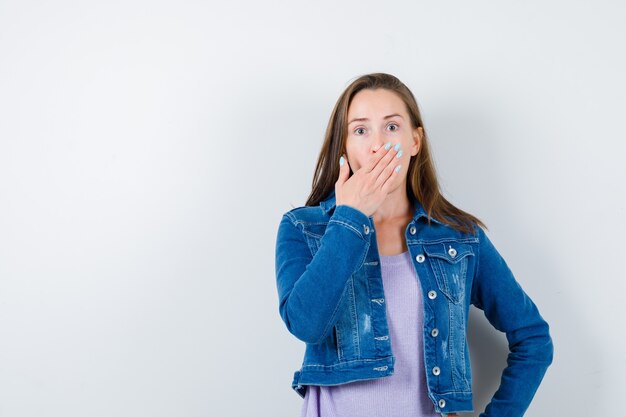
394 143 401 151
394 165 402 173
385 142 392 150
395 150 403 159
339 156 345 166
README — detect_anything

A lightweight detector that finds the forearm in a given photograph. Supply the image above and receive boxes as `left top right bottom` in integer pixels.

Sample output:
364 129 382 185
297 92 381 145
479 322 553 417
276 205 372 344
472 226 554 417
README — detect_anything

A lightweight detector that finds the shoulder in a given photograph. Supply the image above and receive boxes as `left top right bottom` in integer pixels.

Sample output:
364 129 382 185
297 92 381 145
281 204 330 225
276 205 333 249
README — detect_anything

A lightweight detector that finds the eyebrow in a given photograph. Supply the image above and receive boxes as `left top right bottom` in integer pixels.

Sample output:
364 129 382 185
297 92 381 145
348 114 404 125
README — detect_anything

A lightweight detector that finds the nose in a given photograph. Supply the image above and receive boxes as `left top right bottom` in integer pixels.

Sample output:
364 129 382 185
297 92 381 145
371 133 386 153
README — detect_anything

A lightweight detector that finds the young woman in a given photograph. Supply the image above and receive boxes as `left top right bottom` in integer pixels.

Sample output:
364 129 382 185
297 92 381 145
275 73 553 417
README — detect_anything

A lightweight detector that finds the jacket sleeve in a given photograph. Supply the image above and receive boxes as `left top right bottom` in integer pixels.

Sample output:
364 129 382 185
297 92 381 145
471 226 554 417
275 204 372 344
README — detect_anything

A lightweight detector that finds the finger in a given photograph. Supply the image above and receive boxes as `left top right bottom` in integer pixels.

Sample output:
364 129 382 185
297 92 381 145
377 159 401 193
370 142 401 182
335 154 350 186
362 142 392 174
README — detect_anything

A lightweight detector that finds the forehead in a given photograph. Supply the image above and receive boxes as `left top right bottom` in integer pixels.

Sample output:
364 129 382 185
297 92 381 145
347 88 407 118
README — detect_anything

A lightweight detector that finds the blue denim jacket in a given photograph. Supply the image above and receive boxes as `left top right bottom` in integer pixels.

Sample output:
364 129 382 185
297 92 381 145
275 190 553 416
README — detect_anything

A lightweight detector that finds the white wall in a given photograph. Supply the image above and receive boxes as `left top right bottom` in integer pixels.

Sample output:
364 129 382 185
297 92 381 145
1 1 624 416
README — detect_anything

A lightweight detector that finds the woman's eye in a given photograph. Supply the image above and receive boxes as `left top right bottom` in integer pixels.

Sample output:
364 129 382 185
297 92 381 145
355 128 366 135
387 123 399 132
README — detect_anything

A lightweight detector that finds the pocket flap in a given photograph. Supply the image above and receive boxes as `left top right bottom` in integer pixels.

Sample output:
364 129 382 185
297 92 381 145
423 242 474 263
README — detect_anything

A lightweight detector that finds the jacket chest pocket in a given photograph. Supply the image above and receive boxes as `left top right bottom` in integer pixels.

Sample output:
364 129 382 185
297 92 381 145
423 242 474 303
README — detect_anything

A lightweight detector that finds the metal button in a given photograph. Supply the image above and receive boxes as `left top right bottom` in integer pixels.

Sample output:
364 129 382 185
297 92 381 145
438 399 446 408
363 225 370 235
431 328 439 337
448 246 457 257
428 290 437 300
409 225 416 235
432 366 440 376
416 254 425 263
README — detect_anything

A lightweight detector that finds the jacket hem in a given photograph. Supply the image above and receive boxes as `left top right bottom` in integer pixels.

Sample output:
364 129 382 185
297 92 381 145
291 356 395 398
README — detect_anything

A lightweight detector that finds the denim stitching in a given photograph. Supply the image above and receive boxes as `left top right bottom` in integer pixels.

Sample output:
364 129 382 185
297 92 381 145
432 389 473 395
349 276 361 358
303 230 324 239
304 235 319 256
301 357 393 368
447 300 458 390
434 258 453 301
429 250 472 304
459 319 469 389
409 237 478 245
335 326 343 361
284 211 298 225
424 245 475 264
328 218 365 240
450 299 466 391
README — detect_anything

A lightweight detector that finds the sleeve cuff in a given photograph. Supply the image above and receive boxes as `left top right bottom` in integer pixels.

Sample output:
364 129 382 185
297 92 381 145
330 204 373 241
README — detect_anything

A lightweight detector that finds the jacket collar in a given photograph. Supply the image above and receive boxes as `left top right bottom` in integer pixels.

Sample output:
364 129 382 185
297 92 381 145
319 189 444 225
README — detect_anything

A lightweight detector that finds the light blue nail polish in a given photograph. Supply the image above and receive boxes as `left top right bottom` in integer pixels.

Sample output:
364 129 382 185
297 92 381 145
385 142 392 150
396 150 403 158
339 156 345 166
394 165 401 173
394 143 401 151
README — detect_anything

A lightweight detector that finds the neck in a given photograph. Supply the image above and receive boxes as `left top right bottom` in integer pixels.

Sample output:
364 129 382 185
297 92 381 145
372 182 414 224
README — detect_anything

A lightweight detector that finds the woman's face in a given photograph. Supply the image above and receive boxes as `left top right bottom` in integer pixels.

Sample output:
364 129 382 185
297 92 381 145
345 88 422 177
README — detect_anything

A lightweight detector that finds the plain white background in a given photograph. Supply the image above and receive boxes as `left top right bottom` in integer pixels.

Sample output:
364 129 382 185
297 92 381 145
1 1 625 416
